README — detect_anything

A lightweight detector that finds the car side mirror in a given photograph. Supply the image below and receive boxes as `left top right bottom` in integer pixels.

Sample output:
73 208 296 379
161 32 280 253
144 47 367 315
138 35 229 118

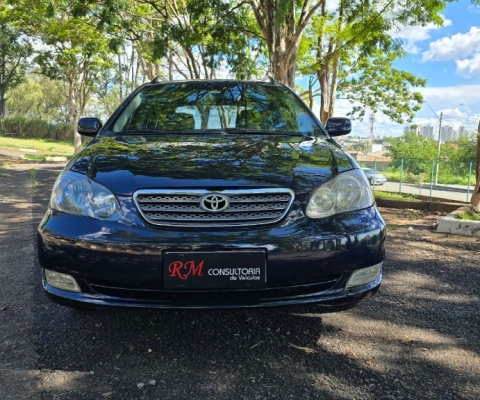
325 117 352 136
77 118 102 137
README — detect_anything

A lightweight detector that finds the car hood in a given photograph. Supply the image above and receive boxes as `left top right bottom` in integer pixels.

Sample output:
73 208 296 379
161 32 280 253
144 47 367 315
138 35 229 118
70 134 354 196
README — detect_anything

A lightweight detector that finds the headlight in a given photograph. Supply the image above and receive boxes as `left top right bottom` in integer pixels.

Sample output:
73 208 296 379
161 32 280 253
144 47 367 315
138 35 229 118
306 169 374 218
50 170 122 220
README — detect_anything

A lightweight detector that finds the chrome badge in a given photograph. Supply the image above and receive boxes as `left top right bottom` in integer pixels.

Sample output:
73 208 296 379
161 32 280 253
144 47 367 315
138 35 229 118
200 193 230 212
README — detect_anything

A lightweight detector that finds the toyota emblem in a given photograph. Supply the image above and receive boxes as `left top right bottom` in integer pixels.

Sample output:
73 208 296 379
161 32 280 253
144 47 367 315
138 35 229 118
200 193 230 212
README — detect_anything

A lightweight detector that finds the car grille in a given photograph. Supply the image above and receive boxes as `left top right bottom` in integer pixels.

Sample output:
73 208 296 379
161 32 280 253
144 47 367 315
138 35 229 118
133 189 295 227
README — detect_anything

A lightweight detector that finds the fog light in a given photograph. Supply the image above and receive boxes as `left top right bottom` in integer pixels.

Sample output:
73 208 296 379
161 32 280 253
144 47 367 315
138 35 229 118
346 263 382 288
44 269 81 292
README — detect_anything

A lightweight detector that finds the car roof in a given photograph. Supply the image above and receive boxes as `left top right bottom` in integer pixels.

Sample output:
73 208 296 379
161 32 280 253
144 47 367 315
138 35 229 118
147 77 284 87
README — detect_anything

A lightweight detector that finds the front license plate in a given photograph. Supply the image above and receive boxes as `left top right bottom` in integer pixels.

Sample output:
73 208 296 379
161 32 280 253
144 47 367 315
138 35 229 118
163 250 267 289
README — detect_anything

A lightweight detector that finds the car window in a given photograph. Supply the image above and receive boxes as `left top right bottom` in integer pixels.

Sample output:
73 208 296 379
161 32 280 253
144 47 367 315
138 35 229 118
111 82 324 136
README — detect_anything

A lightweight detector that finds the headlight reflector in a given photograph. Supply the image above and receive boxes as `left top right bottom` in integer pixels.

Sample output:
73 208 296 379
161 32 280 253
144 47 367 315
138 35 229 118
50 171 121 220
306 169 374 218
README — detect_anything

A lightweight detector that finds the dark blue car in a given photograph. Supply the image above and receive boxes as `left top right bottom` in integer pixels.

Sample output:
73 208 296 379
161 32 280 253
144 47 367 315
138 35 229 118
37 79 386 310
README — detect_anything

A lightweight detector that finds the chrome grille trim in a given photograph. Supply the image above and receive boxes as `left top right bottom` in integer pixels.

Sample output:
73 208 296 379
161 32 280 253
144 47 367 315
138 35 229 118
133 189 295 227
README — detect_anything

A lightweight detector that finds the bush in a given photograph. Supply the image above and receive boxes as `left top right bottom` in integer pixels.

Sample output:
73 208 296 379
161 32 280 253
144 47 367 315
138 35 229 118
0 117 72 141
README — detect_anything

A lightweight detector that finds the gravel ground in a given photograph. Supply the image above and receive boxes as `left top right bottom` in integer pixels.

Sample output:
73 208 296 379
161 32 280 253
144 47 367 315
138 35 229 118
0 157 479 399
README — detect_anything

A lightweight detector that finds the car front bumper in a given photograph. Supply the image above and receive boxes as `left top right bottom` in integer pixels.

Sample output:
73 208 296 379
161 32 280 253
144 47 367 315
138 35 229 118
37 205 386 309
42 272 381 309
371 177 387 185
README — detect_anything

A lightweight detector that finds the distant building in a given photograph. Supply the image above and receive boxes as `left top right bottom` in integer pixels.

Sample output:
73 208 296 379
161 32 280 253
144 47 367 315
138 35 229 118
419 125 434 139
414 124 468 143
403 124 419 134
441 125 455 142
371 144 383 153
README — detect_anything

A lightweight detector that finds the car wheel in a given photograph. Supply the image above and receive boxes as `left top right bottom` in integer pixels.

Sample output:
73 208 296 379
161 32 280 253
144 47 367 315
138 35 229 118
369 177 375 185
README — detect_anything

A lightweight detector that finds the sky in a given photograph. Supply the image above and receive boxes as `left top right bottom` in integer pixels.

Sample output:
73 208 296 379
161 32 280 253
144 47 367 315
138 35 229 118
327 0 480 138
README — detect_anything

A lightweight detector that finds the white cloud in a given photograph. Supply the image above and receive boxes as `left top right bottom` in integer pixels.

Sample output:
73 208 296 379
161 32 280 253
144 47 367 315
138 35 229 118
413 85 480 134
322 85 480 138
468 4 480 14
456 53 480 78
391 17 452 54
422 26 480 62
419 85 480 109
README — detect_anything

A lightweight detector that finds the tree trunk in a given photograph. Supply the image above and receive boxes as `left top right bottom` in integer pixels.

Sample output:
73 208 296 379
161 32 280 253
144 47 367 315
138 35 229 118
317 67 329 124
249 0 323 89
328 52 339 118
67 80 81 154
0 94 6 119
317 37 333 124
470 120 480 211
327 1 343 119
307 77 314 109
118 53 123 102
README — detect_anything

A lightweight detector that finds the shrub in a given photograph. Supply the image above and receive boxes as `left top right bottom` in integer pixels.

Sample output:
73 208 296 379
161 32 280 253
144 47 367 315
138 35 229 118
0 117 72 141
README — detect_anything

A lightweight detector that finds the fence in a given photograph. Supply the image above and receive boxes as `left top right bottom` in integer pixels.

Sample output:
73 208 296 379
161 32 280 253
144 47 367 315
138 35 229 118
360 159 476 203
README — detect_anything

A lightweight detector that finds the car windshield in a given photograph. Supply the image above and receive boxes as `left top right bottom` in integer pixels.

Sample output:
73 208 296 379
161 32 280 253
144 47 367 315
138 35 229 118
112 82 324 137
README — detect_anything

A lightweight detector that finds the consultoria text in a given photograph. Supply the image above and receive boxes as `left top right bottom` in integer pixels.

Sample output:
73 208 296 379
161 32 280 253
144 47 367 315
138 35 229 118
210 267 262 280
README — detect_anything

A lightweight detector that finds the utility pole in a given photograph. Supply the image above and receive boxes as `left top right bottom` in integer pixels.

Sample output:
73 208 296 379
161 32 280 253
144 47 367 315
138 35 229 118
369 112 375 153
434 112 443 185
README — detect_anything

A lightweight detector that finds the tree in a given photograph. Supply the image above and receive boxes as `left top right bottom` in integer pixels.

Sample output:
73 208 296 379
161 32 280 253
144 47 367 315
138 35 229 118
4 0 478 146
5 0 117 153
248 0 323 88
296 0 432 123
144 0 263 80
0 23 32 118
6 75 68 123
70 0 264 81
385 132 437 176
248 0 463 90
340 48 425 123
470 121 480 211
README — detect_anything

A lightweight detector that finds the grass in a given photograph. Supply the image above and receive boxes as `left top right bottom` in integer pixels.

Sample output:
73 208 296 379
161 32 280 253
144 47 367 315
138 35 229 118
0 162 10 178
0 136 73 155
30 169 38 188
373 191 418 201
457 209 480 221
23 154 47 160
386 224 399 231
383 169 472 186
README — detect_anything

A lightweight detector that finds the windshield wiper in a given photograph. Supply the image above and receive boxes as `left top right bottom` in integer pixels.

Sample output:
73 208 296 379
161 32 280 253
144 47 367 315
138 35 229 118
118 128 167 135
223 128 312 137
117 128 200 135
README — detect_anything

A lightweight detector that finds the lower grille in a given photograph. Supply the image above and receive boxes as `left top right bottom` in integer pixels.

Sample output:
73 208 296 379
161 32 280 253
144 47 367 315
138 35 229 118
86 275 341 303
133 188 294 227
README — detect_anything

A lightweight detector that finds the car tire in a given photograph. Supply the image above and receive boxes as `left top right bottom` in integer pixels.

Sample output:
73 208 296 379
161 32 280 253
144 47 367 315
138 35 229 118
369 177 374 186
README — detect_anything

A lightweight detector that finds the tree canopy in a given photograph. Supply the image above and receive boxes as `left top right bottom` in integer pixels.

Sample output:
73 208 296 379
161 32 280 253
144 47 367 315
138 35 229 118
0 23 33 118
0 0 478 145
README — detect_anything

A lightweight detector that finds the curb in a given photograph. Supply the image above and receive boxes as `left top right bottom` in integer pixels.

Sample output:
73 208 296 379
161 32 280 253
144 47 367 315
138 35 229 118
376 197 480 238
375 198 464 213
436 205 480 237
